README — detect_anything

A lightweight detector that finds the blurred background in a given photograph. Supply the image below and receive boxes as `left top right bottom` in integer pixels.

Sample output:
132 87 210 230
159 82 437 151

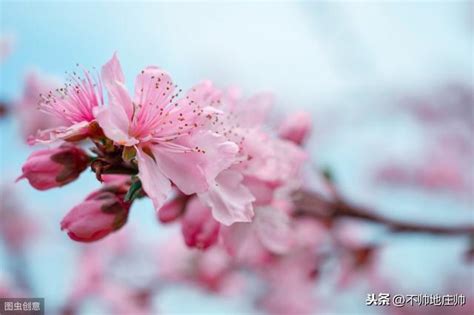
0 1 473 314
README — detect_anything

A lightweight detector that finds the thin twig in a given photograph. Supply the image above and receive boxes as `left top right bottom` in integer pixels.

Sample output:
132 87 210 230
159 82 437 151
293 190 474 236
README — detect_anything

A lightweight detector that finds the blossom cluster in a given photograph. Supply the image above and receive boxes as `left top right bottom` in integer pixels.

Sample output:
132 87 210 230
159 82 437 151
8 51 473 315
374 83 473 196
18 53 311 247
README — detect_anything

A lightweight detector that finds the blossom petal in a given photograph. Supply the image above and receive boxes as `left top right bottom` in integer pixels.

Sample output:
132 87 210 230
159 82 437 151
199 169 255 226
95 106 138 146
134 66 174 109
254 206 292 254
221 222 254 256
242 176 275 206
102 53 124 83
187 80 222 105
278 111 312 145
96 55 137 145
240 131 307 184
239 92 273 128
28 121 91 145
181 196 220 250
101 53 134 119
153 131 238 195
221 222 268 265
136 147 171 210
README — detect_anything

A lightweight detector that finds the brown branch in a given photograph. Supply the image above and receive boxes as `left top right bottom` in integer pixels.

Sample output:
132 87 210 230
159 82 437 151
90 155 473 236
292 190 474 236
90 158 138 182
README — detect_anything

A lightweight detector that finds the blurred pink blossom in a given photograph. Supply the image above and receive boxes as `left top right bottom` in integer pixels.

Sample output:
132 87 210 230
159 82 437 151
181 196 220 250
222 204 293 260
375 151 471 194
0 35 14 63
377 83 474 196
15 71 67 140
257 239 320 315
63 232 155 315
0 276 25 299
158 235 245 295
278 110 312 145
0 186 39 252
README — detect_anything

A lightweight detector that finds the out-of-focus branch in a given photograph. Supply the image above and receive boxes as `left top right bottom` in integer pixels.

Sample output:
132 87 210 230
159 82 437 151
94 157 474 236
292 190 474 236
0 101 8 118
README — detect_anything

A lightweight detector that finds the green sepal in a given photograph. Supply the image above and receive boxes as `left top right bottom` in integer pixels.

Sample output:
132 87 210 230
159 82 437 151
321 166 335 183
122 146 137 162
124 177 142 202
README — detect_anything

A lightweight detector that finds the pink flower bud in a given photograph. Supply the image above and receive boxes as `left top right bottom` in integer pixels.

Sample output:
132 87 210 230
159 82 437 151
157 192 189 223
278 111 312 146
60 189 130 242
181 196 220 250
17 145 89 190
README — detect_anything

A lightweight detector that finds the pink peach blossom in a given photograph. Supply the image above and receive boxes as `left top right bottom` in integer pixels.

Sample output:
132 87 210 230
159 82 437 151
30 65 104 144
211 84 307 186
96 54 244 224
171 81 259 225
17 144 89 190
191 82 306 225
